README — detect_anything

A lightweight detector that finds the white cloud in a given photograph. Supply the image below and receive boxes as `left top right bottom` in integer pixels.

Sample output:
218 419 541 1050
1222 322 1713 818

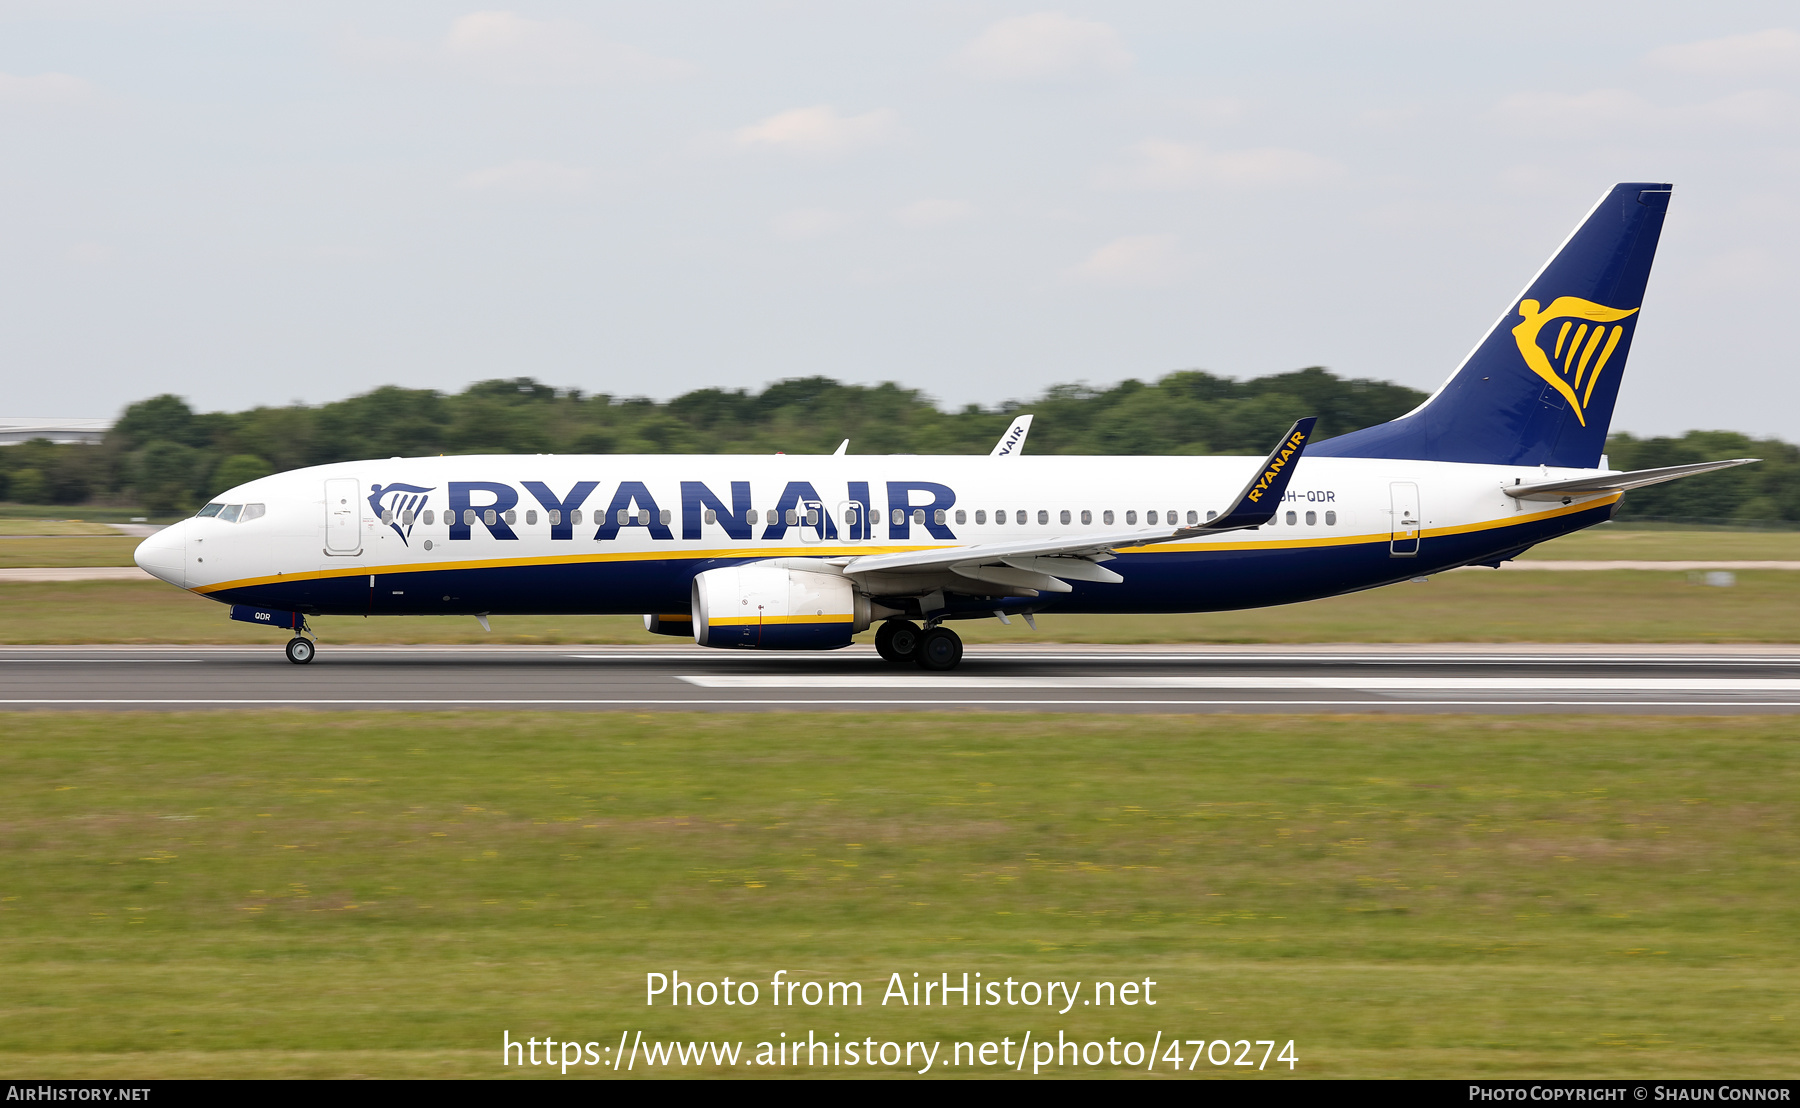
0 72 98 106
1647 28 1800 76
1674 89 1800 129
1493 88 1653 130
954 13 1132 82
769 208 851 240
894 198 976 228
344 11 692 86
1096 139 1340 190
734 106 900 155
459 159 594 196
65 242 112 265
1066 234 1184 286
1495 88 1798 133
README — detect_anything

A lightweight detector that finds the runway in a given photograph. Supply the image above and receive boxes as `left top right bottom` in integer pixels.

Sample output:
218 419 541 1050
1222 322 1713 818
4 643 1800 713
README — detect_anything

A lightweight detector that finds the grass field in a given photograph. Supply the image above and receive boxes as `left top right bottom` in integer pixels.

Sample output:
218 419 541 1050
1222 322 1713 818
2 570 1797 645
0 520 124 537
0 537 142 568
0 712 1792 1078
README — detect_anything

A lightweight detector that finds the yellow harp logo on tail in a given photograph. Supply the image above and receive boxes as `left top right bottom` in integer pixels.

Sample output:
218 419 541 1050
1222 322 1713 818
1510 297 1638 426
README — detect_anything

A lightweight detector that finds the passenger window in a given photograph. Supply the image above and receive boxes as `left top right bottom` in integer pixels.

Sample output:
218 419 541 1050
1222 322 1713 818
842 508 854 524
1059 509 1071 524
617 509 630 525
975 510 987 524
994 510 1005 525
1285 511 1297 525
197 503 223 517
381 509 394 524
484 509 498 526
1080 509 1091 525
1125 510 1137 524
955 509 966 525
1167 510 1177 524
1305 511 1316 525
933 509 945 525
891 508 903 526
570 510 581 525
504 510 516 525
1206 510 1217 521
1015 510 1026 525
464 509 476 526
1187 510 1198 525
706 508 718 525
1325 511 1337 526
661 509 672 526
423 510 434 525
218 504 243 523
1146 510 1157 525
1102 510 1113 525
785 509 798 526
748 509 760 525
241 503 266 522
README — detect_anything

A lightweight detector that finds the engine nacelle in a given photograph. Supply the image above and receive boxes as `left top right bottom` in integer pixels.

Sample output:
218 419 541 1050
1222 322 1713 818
642 613 693 637
691 564 870 650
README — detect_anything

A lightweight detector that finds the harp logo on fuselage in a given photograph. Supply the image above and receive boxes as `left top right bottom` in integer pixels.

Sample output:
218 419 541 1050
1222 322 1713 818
368 483 435 546
1510 297 1638 427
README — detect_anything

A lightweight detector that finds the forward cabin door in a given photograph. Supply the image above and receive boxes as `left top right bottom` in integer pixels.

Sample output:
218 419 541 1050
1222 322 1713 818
1389 481 1420 557
325 477 362 553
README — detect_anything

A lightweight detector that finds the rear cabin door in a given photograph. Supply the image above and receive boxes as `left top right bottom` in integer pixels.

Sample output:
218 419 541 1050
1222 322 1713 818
325 477 362 553
1389 481 1420 557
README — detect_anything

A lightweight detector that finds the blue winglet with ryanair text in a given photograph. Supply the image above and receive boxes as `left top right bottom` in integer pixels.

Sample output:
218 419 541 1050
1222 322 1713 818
1194 417 1318 533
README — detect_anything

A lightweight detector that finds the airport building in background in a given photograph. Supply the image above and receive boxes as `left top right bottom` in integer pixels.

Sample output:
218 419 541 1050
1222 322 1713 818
0 419 111 446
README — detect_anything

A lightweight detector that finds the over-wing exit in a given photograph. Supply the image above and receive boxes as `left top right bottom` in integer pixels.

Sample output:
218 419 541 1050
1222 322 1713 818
134 183 1754 670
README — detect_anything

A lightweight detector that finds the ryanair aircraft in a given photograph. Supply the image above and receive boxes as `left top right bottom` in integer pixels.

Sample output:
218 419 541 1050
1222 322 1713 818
134 182 1752 670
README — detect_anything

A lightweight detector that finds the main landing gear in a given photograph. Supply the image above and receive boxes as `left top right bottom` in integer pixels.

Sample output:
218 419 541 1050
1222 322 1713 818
875 619 964 671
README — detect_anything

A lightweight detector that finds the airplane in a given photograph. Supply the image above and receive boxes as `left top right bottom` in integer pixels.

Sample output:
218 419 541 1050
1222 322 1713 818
133 182 1754 670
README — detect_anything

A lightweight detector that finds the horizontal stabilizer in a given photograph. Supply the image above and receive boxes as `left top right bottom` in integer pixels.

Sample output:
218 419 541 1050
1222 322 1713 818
1504 458 1758 501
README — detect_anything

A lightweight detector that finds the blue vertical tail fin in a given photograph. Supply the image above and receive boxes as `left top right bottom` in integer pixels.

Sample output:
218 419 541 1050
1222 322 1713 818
1312 182 1672 469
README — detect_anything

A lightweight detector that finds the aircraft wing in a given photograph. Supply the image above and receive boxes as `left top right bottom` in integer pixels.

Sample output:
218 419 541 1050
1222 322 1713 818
1503 457 1758 501
841 418 1317 592
990 414 1033 456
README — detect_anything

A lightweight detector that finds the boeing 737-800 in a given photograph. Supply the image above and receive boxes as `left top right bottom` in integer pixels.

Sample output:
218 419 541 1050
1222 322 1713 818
133 182 1752 669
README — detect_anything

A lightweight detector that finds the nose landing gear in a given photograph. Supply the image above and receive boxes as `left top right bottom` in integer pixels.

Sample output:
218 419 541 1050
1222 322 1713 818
284 615 317 665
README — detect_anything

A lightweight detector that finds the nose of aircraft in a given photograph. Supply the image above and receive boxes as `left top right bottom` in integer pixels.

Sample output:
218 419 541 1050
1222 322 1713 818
133 520 187 588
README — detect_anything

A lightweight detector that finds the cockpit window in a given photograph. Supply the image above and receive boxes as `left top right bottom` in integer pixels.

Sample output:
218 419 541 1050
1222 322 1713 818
197 503 223 518
217 504 243 523
239 503 266 522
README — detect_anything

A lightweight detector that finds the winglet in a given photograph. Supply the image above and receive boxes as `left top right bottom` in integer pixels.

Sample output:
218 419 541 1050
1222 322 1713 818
990 414 1033 457
833 439 849 456
1197 417 1318 532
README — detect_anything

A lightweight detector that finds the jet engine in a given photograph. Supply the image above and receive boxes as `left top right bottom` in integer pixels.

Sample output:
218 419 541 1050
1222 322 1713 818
691 564 876 649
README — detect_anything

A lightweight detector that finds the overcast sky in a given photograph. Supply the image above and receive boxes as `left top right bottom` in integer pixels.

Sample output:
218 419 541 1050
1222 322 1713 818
2 1 1797 437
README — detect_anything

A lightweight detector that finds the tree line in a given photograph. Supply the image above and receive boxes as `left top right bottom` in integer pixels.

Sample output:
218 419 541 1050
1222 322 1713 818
0 368 1793 525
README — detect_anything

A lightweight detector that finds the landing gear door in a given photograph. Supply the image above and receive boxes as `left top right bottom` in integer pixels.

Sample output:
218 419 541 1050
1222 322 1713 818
1389 481 1420 557
325 477 363 554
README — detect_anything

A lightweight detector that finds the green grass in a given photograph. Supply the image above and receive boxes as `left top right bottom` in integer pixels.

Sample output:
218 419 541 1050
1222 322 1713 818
0 712 1793 1078
3 570 1798 645
1522 527 1800 561
0 537 142 567
0 519 126 537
